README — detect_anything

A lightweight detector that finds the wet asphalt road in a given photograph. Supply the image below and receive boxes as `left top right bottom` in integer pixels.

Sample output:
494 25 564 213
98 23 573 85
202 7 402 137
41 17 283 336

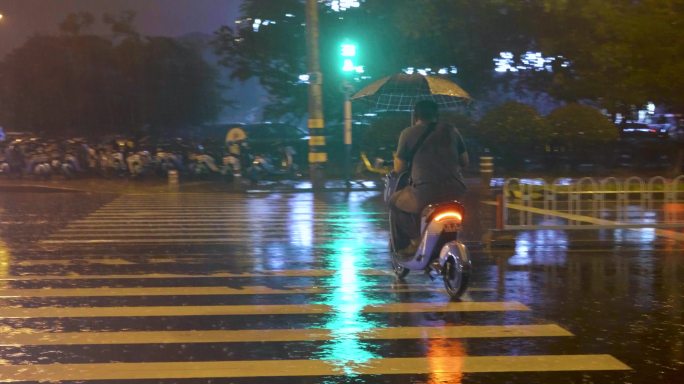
0 185 682 383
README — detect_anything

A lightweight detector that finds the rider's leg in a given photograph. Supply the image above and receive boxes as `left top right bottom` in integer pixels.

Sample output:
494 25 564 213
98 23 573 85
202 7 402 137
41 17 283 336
390 204 420 256
389 185 422 255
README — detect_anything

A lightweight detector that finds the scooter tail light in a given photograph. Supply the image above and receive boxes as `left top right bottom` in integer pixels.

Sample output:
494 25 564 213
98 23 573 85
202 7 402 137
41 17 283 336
434 211 463 223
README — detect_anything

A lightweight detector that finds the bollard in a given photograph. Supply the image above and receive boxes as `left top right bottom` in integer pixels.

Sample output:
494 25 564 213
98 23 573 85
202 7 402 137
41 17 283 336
168 170 179 186
480 156 494 175
480 155 494 191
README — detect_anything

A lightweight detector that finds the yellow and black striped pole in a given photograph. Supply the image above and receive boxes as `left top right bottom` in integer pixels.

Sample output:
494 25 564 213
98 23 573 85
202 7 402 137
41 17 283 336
305 0 326 187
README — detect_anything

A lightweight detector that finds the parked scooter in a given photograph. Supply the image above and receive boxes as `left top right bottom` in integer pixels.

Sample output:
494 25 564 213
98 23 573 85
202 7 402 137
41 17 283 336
0 141 26 178
0 149 11 176
25 145 52 180
221 140 250 182
385 172 471 299
245 145 301 183
154 148 183 176
97 146 128 178
126 150 154 178
187 146 221 178
48 148 71 179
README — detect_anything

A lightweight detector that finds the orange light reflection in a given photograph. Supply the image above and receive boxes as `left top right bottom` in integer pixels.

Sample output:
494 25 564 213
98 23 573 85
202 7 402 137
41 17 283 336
426 337 466 384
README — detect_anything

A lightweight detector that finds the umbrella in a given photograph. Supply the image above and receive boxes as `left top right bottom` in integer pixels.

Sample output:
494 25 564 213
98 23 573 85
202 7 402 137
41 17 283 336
350 73 471 112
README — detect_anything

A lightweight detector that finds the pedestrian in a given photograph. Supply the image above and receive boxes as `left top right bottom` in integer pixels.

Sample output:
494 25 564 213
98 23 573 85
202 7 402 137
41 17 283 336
389 100 469 256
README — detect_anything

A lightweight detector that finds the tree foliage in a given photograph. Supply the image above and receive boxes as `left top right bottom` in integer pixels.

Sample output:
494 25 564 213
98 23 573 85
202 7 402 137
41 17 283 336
0 11 224 138
546 103 617 143
213 0 537 120
214 0 684 121
476 102 549 166
213 0 308 120
536 0 684 113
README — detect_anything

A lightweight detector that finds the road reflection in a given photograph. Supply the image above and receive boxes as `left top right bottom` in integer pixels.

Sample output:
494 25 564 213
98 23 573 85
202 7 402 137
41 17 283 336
0 238 9 288
512 230 568 266
426 338 465 384
314 195 383 374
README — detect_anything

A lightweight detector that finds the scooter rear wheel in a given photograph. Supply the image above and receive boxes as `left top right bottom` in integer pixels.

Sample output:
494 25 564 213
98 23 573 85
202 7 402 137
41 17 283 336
443 257 469 299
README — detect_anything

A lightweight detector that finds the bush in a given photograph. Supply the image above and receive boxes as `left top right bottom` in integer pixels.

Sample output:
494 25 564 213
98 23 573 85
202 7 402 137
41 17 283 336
546 103 617 143
476 102 549 169
546 104 619 170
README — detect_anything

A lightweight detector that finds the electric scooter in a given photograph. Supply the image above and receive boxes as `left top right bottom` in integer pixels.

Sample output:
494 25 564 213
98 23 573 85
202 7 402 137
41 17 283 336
385 172 471 299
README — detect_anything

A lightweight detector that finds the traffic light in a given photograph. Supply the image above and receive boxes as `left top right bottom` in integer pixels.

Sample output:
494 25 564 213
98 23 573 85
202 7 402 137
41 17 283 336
340 41 363 74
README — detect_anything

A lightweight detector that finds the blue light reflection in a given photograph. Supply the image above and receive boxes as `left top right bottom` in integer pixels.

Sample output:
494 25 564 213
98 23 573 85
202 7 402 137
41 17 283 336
512 230 569 266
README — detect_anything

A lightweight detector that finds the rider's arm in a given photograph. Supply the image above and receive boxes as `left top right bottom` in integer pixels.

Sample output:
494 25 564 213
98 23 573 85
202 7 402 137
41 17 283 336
452 127 469 168
393 130 409 173
393 154 407 173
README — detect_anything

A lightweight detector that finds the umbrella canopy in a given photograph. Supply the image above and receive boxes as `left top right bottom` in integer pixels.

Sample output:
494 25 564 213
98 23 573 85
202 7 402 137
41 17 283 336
351 73 471 111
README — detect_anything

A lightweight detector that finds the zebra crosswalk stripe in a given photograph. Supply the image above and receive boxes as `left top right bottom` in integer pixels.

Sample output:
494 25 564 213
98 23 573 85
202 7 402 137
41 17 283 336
3 193 632 381
1 301 530 318
0 324 572 346
40 194 386 245
0 355 631 381
0 285 495 297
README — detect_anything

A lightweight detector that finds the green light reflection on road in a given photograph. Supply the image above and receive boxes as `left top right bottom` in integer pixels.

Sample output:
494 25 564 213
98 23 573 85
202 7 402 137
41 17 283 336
315 204 383 375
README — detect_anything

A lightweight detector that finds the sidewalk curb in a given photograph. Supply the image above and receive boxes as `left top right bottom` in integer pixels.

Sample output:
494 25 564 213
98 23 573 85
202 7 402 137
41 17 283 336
0 184 89 193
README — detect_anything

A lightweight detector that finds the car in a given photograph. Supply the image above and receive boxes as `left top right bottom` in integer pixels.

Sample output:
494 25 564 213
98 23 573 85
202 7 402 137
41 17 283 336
619 122 668 139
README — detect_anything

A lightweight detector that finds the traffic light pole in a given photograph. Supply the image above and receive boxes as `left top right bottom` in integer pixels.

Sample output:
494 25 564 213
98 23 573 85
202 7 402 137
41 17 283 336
342 81 354 188
305 0 326 188
339 41 360 189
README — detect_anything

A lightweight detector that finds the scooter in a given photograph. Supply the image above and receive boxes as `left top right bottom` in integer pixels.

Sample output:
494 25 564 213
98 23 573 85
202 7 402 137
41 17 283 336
245 145 301 183
385 172 471 299
186 147 221 179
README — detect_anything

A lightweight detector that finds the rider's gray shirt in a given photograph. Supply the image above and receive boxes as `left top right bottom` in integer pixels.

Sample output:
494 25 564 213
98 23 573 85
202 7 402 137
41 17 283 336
396 121 467 186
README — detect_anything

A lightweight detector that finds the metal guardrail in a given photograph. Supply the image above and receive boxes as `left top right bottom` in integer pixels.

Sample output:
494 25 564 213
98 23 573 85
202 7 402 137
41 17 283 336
501 175 684 230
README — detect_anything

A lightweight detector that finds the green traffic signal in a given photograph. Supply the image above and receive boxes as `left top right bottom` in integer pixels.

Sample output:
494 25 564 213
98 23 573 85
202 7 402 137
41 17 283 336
340 42 363 73
341 43 356 58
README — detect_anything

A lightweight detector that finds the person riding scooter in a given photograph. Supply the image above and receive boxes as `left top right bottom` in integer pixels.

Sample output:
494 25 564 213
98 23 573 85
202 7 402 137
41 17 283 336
389 100 469 257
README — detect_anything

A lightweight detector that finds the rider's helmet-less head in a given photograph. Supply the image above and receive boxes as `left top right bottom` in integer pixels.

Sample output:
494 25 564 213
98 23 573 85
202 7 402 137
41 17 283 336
414 100 439 122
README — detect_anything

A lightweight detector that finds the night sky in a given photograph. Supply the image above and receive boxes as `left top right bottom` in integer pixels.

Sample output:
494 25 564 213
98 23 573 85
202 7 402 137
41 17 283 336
0 0 242 58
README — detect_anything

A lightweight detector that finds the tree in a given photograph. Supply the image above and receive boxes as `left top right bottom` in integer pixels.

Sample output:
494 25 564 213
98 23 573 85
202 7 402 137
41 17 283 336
535 0 684 113
546 103 618 169
475 102 549 169
0 11 224 138
213 0 308 120
59 12 95 36
547 104 617 142
215 1 684 121
213 0 537 121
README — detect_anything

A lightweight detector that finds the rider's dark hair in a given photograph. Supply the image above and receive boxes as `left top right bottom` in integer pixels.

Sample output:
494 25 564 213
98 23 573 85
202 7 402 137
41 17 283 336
414 100 439 121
